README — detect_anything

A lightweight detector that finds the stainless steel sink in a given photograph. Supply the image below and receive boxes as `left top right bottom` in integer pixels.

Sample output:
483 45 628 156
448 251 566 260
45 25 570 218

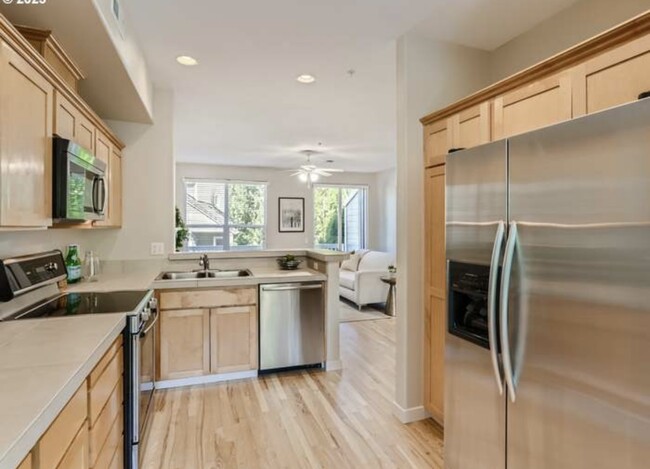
156 269 252 281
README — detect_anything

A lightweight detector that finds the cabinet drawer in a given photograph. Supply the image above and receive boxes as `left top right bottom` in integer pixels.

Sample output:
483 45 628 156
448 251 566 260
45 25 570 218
89 379 122 466
160 287 257 309
89 336 122 387
56 424 88 469
107 442 123 469
37 383 88 469
89 349 122 425
92 413 123 469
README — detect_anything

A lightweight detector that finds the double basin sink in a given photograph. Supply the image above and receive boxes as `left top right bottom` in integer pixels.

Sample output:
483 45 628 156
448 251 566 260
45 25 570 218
156 269 253 281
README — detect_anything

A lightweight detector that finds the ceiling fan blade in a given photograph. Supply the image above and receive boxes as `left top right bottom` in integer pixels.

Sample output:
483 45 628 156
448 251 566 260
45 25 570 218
289 171 304 177
322 168 344 172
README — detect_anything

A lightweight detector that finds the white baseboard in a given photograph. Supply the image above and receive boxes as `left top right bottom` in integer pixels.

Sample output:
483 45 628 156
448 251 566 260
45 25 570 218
392 401 431 423
325 359 343 371
155 370 258 390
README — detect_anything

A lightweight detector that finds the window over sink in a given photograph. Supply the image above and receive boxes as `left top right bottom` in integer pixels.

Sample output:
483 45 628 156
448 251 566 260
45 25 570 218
183 179 267 251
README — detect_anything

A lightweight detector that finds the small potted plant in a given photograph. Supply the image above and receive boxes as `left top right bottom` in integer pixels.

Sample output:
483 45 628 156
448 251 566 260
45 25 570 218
277 254 302 270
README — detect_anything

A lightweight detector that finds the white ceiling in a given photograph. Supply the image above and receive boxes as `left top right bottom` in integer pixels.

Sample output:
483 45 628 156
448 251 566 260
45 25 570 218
124 0 581 171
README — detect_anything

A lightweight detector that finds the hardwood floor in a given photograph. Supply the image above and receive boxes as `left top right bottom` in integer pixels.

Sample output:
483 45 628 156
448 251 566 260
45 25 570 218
142 319 444 469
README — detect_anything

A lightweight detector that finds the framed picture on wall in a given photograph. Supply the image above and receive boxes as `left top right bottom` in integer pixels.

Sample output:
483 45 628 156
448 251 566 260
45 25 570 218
279 197 305 232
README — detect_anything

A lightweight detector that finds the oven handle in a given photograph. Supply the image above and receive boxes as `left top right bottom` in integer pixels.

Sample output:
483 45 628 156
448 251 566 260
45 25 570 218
488 221 505 396
140 309 159 337
130 316 141 443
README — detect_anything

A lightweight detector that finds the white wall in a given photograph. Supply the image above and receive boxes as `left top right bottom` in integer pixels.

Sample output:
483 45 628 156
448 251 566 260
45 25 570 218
491 0 650 80
375 168 397 253
175 163 384 251
395 33 491 418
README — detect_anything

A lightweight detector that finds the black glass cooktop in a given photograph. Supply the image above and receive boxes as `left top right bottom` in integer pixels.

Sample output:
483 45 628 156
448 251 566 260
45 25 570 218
9 290 150 320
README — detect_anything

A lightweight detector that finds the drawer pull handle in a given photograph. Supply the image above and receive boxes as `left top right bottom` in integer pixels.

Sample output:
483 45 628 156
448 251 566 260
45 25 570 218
638 91 650 100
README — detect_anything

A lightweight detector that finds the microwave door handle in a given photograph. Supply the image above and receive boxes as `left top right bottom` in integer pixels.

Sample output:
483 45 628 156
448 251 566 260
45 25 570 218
488 221 505 395
500 221 518 403
91 176 99 214
98 177 107 215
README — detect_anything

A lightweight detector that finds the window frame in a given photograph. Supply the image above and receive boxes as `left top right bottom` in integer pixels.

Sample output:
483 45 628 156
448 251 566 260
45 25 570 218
183 178 268 251
312 183 368 251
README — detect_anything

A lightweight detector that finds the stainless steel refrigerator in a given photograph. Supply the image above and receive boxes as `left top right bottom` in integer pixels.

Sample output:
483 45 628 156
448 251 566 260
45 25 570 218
444 98 650 469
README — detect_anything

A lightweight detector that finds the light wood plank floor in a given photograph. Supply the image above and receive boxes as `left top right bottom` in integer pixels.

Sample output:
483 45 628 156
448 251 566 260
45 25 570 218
142 319 444 469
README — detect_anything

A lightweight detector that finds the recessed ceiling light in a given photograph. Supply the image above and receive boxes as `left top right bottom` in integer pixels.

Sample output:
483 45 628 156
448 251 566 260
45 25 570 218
176 55 199 66
296 74 316 84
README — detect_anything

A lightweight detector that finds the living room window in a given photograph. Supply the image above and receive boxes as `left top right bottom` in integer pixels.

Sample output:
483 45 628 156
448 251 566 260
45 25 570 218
313 184 367 251
183 179 267 251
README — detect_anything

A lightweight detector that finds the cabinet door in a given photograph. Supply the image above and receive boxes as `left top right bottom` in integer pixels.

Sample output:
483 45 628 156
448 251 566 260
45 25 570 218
94 131 110 165
0 41 53 227
159 309 210 380
424 294 446 424
210 306 258 373
424 165 446 425
75 114 95 153
450 102 490 150
56 424 89 469
54 91 77 141
424 119 452 167
492 72 572 139
573 34 650 117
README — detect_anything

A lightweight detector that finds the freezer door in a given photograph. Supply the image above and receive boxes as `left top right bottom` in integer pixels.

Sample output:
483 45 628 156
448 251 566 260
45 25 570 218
445 141 507 469
505 99 650 469
447 140 508 265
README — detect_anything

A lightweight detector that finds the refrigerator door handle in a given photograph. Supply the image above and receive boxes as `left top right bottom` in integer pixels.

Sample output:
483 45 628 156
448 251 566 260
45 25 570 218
488 220 506 395
500 221 518 403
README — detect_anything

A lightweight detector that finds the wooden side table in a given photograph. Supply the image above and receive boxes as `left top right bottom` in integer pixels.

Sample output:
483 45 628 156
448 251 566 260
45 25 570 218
380 276 397 317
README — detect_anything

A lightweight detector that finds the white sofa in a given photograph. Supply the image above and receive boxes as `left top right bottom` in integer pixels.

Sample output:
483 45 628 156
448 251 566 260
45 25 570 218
339 250 395 309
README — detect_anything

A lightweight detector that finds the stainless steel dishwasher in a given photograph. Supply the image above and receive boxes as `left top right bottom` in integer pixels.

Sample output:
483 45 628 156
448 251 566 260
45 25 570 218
259 282 325 371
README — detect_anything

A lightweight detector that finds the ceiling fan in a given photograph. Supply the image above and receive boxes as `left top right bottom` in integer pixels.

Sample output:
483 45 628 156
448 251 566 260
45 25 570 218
288 150 344 187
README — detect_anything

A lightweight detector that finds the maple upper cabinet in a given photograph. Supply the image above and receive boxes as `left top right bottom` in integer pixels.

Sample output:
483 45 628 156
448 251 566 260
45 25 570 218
450 102 491 151
0 40 53 228
573 34 650 117
424 119 452 167
423 165 446 425
492 72 573 140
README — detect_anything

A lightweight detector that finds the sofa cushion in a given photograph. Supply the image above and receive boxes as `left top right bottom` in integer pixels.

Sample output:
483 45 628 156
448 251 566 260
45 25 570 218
358 251 394 271
339 270 355 290
341 253 360 272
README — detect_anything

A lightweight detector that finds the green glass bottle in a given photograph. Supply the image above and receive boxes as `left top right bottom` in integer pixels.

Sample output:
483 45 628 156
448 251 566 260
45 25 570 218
65 244 82 284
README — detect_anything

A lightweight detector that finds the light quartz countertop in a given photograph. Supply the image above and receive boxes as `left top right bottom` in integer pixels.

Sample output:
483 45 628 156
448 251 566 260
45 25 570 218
67 260 329 293
0 314 126 469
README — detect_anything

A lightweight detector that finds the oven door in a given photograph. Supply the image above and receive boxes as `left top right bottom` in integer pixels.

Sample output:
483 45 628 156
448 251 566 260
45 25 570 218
139 307 157 436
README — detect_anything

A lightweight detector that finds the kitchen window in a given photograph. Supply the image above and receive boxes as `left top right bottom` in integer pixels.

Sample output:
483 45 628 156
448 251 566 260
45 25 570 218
183 179 267 251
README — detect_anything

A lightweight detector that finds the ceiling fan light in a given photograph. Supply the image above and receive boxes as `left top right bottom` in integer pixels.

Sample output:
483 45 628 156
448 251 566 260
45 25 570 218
299 173 308 182
310 173 320 182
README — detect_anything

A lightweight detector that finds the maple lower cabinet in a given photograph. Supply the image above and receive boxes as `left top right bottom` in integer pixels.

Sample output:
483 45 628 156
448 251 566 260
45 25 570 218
573 34 650 117
210 305 258 373
159 308 210 380
0 40 53 228
55 425 89 469
423 165 446 425
492 72 573 139
158 287 259 382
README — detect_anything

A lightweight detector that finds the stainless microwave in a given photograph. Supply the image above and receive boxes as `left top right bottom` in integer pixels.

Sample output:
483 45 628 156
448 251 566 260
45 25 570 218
53 137 107 222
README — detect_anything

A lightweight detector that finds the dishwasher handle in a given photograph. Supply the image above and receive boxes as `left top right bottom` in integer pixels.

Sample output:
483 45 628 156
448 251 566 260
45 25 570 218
261 284 323 292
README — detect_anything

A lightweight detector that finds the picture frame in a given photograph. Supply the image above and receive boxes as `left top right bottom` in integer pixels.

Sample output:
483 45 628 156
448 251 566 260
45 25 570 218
278 197 305 232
